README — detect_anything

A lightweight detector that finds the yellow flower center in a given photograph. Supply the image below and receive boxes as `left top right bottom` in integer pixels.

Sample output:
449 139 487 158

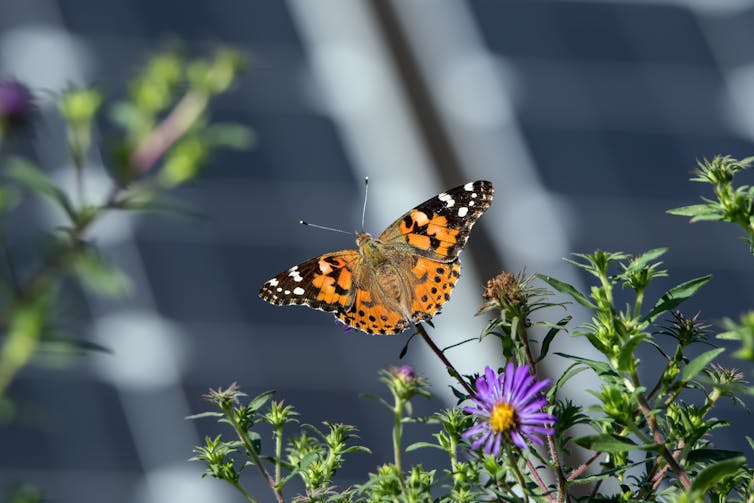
489 402 516 433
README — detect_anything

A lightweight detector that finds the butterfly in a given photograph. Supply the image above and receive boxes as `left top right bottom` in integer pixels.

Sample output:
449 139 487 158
259 181 494 335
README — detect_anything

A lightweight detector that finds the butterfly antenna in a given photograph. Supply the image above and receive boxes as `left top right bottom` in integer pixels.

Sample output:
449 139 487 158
299 220 352 235
361 176 369 231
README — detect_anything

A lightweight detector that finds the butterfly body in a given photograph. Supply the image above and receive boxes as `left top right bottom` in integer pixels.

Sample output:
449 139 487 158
259 181 494 335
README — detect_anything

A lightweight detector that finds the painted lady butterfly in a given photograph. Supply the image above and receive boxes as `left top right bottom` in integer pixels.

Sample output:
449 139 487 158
259 181 494 334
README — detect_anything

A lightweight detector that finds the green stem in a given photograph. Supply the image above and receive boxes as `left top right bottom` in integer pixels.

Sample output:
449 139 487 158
230 481 258 503
504 442 530 503
515 321 566 503
629 372 691 489
225 406 286 503
274 426 282 485
393 397 408 494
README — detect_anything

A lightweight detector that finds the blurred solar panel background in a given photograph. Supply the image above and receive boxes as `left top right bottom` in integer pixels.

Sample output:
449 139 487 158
1 1 754 502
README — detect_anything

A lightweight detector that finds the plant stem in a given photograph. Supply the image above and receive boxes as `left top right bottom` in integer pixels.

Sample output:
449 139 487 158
504 442 530 503
131 90 208 174
230 481 259 503
225 406 286 503
274 426 282 485
516 321 567 503
415 323 474 396
392 397 408 494
629 372 691 489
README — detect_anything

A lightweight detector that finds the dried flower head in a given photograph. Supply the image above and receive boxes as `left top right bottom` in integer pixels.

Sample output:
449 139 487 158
462 364 555 455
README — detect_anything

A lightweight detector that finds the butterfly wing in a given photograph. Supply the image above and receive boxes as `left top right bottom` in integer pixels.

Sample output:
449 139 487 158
259 250 361 313
379 180 494 262
336 286 410 335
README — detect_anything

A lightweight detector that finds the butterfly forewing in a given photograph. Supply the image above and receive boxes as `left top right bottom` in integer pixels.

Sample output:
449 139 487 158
259 250 360 313
379 180 494 262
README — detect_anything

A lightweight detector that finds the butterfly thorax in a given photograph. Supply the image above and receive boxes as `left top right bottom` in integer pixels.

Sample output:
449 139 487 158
356 232 409 305
356 232 387 264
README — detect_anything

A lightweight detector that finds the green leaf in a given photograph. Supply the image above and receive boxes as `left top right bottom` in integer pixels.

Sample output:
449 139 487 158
536 274 595 308
247 390 276 413
667 204 719 218
185 411 225 420
643 275 712 324
6 157 75 219
405 441 444 452
687 448 744 465
574 434 658 453
690 456 746 493
681 347 725 382
627 248 667 270
73 249 131 297
554 353 615 377
204 122 256 149
535 316 571 363
616 334 646 372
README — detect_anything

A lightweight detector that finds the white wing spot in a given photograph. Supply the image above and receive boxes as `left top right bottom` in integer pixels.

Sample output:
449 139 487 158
284 290 291 295
268 278 279 287
458 207 469 217
293 287 305 295
464 182 474 191
438 192 455 207
276 287 282 292
469 200 475 206
289 270 303 282
471 192 478 198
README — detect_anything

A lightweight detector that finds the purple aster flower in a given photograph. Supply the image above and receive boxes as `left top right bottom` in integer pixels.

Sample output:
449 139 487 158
462 363 556 456
0 80 35 128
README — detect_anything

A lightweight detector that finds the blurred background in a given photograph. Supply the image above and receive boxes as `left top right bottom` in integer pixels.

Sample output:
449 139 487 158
2 0 754 501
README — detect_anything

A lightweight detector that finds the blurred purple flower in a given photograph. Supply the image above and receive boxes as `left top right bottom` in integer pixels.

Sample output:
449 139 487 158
0 80 35 129
462 363 555 456
396 365 415 381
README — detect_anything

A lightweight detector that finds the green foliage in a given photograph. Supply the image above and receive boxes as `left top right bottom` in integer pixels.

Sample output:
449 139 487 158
0 45 249 399
669 155 754 252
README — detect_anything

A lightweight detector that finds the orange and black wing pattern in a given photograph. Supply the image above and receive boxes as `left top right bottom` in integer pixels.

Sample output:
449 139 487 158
259 251 360 313
379 180 494 262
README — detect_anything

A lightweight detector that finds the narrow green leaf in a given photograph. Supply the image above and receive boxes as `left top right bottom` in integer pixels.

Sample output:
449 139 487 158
535 316 571 363
185 411 225 420
6 157 75 219
681 347 725 382
616 334 646 372
574 434 637 453
667 204 718 217
536 274 595 308
643 275 712 324
690 456 746 493
628 248 667 270
554 353 615 377
73 249 132 297
687 448 744 465
405 441 443 452
247 390 276 413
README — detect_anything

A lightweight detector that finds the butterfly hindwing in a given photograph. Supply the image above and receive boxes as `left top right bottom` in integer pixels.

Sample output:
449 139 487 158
410 258 462 322
379 180 494 262
259 250 360 313
336 287 409 335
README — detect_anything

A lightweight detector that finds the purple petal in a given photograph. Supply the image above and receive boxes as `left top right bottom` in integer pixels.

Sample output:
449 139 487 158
484 430 497 454
461 423 489 439
471 431 490 450
491 432 502 458
511 431 528 449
